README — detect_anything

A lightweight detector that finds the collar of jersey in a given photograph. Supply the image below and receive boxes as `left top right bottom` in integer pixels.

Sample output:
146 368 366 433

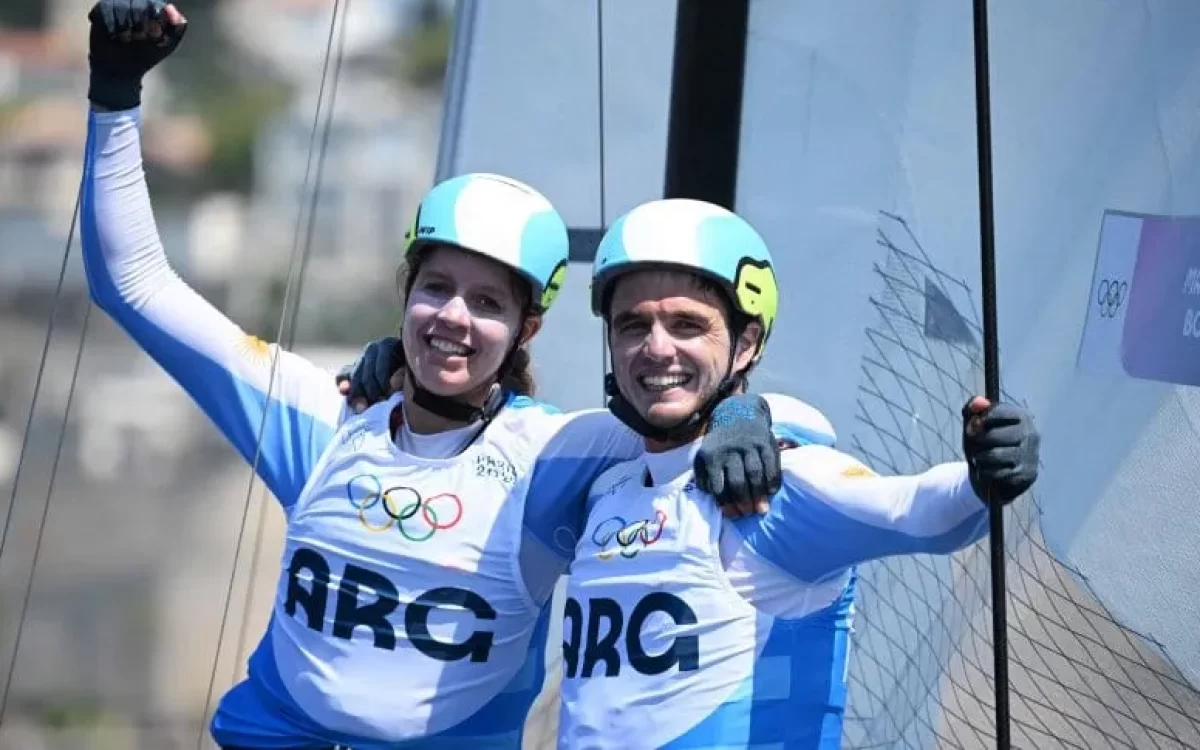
376 392 487 467
640 439 701 489
397 414 483 459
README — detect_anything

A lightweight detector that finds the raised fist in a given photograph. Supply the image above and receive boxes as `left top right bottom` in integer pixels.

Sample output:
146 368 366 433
88 1 188 110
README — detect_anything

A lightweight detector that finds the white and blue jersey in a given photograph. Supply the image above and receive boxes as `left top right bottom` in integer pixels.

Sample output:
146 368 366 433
80 108 822 749
80 108 634 749
560 429 987 749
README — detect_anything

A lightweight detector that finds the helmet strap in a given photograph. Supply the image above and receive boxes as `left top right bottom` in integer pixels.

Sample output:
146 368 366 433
603 318 747 444
408 381 501 423
402 319 526 425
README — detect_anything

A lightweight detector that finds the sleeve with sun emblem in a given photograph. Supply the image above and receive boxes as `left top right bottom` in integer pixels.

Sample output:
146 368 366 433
724 444 989 616
81 109 347 510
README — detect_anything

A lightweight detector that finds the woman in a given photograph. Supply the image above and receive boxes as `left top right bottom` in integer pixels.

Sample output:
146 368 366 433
81 3 802 748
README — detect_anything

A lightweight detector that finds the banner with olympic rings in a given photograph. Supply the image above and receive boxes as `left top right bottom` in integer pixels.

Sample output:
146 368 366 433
1077 210 1200 387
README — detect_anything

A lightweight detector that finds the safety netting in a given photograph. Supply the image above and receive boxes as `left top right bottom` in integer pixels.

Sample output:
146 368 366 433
839 213 1200 750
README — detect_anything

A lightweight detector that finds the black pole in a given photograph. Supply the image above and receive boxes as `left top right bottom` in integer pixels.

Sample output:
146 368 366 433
971 1 1010 748
663 0 750 206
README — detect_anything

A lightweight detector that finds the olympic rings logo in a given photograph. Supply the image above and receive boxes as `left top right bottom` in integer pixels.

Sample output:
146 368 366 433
591 510 668 561
1096 278 1128 319
345 474 463 542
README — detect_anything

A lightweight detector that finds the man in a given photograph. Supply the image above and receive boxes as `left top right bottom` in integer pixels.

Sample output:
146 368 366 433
556 197 1040 749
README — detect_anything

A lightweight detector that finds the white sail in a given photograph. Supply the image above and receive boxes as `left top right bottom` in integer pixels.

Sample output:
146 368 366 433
436 0 1200 747
736 3 1200 747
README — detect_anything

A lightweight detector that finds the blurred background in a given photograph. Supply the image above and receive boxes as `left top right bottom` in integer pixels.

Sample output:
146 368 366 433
0 1 451 747
5 1 1200 749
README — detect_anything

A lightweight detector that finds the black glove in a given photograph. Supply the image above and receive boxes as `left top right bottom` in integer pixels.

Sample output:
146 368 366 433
88 0 187 110
336 336 403 409
694 394 782 512
961 398 1040 505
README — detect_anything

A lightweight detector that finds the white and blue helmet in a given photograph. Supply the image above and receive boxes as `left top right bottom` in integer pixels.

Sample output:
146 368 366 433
590 198 780 362
404 173 569 313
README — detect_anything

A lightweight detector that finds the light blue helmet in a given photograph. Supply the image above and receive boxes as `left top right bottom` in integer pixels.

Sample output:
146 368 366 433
404 173 569 313
590 198 780 362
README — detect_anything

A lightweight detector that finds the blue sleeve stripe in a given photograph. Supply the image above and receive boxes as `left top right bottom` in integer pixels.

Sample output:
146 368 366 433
80 115 333 508
733 484 988 583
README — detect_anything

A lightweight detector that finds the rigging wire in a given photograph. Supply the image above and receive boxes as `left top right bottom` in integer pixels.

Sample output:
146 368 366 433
595 0 607 231
0 189 86 728
0 306 95 731
193 2 348 746
230 1 350 678
970 0 1011 748
0 196 80 573
596 0 609 404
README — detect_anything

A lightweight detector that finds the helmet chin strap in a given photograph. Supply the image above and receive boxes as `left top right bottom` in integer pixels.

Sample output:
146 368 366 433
408 380 504 423
403 330 524 425
603 340 742 444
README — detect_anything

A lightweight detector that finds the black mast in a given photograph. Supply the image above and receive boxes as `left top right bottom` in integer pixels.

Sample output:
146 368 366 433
663 0 750 206
662 2 1014 748
971 1 1012 747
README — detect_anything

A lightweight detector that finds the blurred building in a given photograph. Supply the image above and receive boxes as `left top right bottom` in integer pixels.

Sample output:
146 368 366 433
0 1 448 744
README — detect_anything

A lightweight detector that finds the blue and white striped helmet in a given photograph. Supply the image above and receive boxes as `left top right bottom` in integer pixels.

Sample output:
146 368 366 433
404 173 569 312
590 198 779 362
